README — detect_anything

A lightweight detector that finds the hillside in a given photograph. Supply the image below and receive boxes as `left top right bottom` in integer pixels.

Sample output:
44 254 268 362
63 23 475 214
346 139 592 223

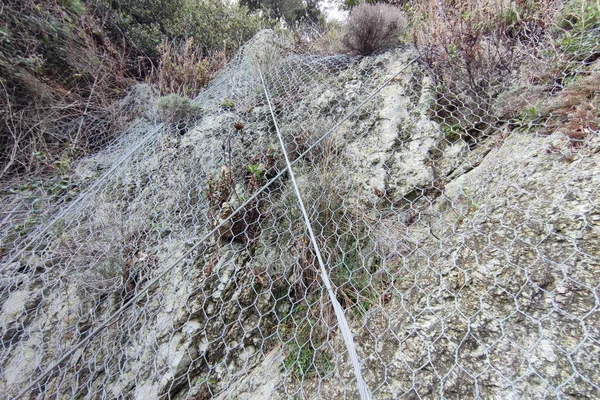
1 1 599 399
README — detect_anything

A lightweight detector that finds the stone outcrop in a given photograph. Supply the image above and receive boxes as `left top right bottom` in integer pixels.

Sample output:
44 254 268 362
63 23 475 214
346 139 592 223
2 30 598 399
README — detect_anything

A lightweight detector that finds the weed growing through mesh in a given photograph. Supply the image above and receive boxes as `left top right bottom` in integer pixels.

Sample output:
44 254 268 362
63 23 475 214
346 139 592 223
442 123 465 143
158 94 202 124
511 105 546 132
158 94 203 136
274 167 385 377
280 302 334 379
302 181 382 316
206 147 283 245
503 62 599 143
410 0 560 142
552 0 600 81
221 99 235 110
150 38 226 97
331 233 381 318
277 221 381 377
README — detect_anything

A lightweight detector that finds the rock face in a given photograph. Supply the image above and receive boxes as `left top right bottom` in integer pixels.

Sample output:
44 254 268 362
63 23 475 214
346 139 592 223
1 31 599 399
307 130 600 399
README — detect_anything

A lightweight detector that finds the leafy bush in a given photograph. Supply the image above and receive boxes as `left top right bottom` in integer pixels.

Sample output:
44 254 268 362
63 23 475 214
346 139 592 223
342 3 407 55
241 0 323 28
88 0 272 70
0 0 269 181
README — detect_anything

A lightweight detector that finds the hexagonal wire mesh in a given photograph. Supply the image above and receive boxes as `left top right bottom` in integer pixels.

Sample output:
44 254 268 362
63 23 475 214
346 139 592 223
1 15 600 400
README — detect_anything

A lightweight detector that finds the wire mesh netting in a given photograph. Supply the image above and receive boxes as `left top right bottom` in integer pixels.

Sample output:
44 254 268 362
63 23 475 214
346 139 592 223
1 13 600 399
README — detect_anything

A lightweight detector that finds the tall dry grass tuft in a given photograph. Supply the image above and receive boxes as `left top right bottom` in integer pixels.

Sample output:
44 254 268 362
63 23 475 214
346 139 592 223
149 38 227 97
545 69 600 141
342 3 408 55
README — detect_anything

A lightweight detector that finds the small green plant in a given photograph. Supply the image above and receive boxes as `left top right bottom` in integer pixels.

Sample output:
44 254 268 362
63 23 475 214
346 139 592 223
331 234 380 318
13 211 40 236
552 0 600 80
196 376 217 385
55 151 73 174
283 342 334 378
221 99 235 109
462 187 482 213
512 104 544 131
206 162 271 245
49 177 72 197
158 94 202 124
442 123 464 143
279 305 334 378
57 0 85 14
556 0 600 46
247 163 265 180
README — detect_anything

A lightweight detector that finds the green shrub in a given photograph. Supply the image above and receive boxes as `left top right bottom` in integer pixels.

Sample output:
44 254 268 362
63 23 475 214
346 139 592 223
554 0 600 71
89 0 272 66
241 0 323 28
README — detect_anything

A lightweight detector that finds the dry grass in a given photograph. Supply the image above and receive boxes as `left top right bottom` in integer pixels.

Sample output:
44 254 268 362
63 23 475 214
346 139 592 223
411 0 558 66
206 150 279 246
489 1 600 142
0 1 130 181
291 22 347 55
342 3 408 55
149 38 226 97
548 69 600 141
409 0 560 140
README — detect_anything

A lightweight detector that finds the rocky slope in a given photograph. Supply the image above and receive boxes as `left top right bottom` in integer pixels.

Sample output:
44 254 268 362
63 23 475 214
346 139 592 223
1 31 599 399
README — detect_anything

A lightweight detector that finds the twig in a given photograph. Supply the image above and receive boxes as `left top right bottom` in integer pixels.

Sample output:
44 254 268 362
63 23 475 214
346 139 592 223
72 55 104 152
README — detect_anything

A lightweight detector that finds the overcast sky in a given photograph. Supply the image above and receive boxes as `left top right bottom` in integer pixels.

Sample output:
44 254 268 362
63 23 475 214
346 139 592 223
319 0 348 22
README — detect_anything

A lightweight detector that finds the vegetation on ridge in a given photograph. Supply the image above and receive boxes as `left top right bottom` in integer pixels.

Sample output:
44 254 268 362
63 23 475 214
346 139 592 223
0 0 271 180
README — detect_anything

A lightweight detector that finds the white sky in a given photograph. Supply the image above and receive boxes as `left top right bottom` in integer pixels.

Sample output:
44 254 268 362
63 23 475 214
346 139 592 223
228 0 348 23
319 0 348 22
